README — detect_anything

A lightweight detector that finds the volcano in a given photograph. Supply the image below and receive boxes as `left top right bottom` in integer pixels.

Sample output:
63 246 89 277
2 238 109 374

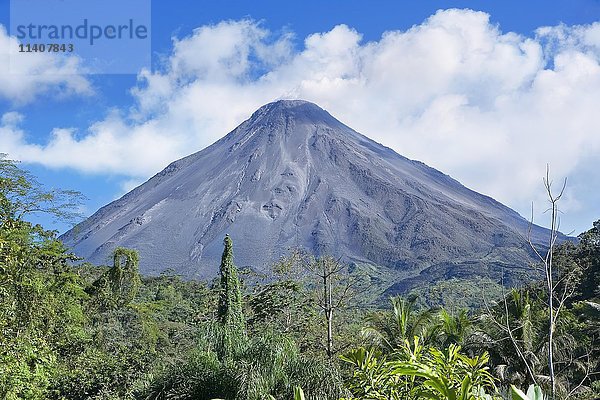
61 100 553 291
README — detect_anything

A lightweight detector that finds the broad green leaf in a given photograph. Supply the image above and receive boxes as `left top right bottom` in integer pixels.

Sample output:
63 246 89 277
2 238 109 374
510 385 530 400
294 386 306 400
459 375 472 400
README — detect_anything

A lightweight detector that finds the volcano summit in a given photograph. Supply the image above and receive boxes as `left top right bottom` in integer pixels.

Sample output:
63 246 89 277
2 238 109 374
61 100 552 291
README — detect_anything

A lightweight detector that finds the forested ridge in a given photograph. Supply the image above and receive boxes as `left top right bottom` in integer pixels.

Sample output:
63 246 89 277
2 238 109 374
1 157 599 399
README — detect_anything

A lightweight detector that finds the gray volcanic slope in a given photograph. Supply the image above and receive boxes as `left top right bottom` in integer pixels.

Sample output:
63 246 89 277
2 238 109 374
61 100 553 290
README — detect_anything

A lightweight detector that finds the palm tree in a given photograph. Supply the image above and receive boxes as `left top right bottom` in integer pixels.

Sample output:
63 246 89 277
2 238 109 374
436 308 473 348
478 290 538 387
361 296 438 352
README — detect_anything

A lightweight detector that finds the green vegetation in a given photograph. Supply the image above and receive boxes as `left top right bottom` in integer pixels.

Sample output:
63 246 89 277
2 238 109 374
409 277 505 311
341 339 497 399
216 234 245 360
1 157 598 399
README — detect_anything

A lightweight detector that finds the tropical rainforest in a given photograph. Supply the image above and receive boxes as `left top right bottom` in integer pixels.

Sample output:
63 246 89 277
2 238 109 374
1 156 599 399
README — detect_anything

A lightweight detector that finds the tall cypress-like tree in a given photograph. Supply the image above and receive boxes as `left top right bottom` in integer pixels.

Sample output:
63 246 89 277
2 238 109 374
217 234 245 359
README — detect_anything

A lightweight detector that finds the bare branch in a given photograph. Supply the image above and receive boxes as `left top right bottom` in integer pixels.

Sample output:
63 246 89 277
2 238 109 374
565 351 591 399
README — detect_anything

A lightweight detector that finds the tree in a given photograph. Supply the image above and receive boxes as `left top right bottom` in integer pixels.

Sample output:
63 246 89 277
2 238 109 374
217 234 245 359
361 296 438 352
248 250 311 336
305 256 357 358
0 154 84 224
437 308 473 348
138 244 346 400
527 168 567 400
88 247 141 309
0 156 87 399
478 168 598 398
568 220 600 301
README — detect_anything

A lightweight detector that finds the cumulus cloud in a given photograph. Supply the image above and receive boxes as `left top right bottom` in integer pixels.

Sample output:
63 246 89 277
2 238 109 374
3 11 600 232
0 110 183 176
0 25 92 103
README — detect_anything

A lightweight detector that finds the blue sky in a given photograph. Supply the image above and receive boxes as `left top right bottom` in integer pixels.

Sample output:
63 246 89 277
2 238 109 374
0 0 599 235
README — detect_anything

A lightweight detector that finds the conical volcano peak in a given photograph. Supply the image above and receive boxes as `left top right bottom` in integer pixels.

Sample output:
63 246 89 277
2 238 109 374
61 100 556 293
248 99 342 128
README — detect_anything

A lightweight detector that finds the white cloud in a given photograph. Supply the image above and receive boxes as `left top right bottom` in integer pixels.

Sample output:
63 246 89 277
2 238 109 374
0 110 183 176
3 11 600 232
0 25 92 104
